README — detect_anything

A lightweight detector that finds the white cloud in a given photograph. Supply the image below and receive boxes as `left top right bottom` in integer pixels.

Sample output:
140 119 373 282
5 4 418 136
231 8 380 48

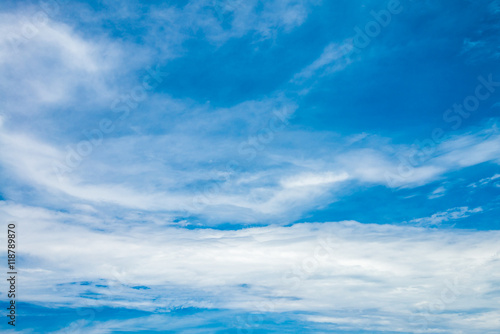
1 112 500 224
408 206 483 227
1 2 499 333
1 202 499 333
468 173 500 188
1 6 499 226
383 127 500 188
428 186 446 199
148 0 318 45
281 171 349 188
292 41 354 82
0 13 127 112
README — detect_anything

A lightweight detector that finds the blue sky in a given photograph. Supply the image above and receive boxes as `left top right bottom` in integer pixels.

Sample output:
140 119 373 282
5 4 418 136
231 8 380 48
0 0 500 333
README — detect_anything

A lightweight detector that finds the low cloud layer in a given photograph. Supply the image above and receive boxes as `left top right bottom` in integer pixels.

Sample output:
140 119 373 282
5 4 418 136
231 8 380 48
2 202 499 333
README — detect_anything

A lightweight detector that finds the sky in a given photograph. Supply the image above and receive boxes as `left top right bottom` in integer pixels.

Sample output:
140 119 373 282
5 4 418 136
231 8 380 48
0 0 500 333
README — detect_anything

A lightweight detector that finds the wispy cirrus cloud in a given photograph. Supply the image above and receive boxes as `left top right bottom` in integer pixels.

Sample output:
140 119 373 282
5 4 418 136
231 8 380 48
468 173 500 188
1 110 500 224
407 206 483 228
